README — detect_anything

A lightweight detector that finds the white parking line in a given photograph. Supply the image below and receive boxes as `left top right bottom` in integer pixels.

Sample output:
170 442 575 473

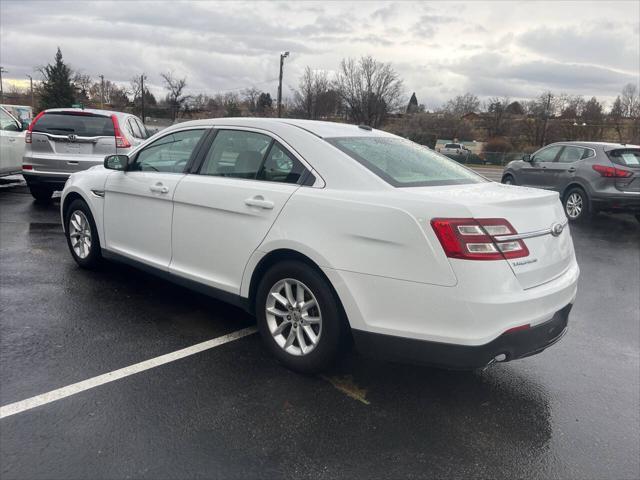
0 326 257 420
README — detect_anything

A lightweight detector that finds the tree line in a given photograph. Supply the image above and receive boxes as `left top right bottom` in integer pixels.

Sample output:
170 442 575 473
6 47 639 147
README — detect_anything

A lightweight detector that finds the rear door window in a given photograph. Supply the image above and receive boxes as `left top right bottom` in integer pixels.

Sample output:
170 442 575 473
556 146 585 163
199 130 272 179
258 142 307 184
32 112 115 137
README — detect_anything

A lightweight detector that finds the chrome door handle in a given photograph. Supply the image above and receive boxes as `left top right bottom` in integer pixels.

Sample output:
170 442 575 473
245 195 274 209
149 183 169 194
8 137 16 142
567 167 576 173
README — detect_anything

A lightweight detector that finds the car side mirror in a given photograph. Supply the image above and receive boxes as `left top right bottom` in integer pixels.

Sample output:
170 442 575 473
523 154 532 162
104 154 130 171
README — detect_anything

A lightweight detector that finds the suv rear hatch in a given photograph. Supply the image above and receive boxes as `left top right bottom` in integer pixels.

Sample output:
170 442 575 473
605 147 640 192
26 111 118 173
408 182 574 289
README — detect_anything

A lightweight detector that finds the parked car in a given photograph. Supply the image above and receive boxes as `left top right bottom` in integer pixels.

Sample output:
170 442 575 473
438 142 470 160
501 142 640 222
22 108 150 202
61 118 578 373
0 106 26 176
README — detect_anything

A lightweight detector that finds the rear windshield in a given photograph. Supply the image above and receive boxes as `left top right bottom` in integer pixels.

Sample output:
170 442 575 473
327 136 487 187
607 149 640 168
444 143 460 149
33 112 115 137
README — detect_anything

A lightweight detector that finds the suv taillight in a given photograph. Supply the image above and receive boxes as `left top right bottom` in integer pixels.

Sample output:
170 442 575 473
111 114 131 149
431 218 529 261
592 164 632 178
25 111 46 144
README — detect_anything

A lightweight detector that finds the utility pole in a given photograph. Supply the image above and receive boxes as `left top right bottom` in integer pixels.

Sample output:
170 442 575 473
277 51 289 118
140 74 146 123
540 92 552 147
0 67 7 103
26 74 34 109
99 74 105 109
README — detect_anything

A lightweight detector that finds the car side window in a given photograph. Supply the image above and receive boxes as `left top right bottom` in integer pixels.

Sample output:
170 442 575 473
131 129 206 173
258 142 306 184
532 146 562 162
200 130 272 179
127 118 143 139
135 118 149 139
0 109 19 131
556 146 585 163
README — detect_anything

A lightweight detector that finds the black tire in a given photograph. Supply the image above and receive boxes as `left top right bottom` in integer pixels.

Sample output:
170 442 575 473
255 260 348 373
29 185 53 203
563 187 590 222
502 174 515 185
64 199 102 269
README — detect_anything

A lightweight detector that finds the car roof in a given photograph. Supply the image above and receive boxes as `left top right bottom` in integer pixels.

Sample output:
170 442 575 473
549 141 640 150
44 108 131 119
164 117 395 139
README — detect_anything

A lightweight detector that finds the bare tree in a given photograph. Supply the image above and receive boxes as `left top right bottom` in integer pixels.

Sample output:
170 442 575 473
161 71 188 121
609 96 625 143
442 93 480 115
621 83 639 118
242 87 261 115
334 56 404 127
485 96 510 137
292 67 340 120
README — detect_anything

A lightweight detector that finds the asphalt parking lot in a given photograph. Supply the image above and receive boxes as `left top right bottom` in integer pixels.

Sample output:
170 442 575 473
1 183 638 480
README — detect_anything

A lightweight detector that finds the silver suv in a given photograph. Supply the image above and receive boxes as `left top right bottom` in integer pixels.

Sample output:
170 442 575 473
501 142 640 222
22 108 149 202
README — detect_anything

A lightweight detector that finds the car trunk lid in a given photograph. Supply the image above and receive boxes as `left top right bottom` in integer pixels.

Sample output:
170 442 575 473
405 182 574 289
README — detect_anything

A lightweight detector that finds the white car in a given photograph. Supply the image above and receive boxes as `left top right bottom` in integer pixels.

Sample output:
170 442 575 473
0 106 27 176
60 118 579 372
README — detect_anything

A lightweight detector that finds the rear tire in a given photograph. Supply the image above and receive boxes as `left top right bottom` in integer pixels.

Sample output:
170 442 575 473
255 260 348 373
29 185 53 203
563 187 590 222
64 199 102 269
502 174 515 185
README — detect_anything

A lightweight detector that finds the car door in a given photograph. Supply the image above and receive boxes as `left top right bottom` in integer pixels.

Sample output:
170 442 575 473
547 145 590 192
518 145 563 188
170 128 309 293
0 108 24 174
103 128 209 269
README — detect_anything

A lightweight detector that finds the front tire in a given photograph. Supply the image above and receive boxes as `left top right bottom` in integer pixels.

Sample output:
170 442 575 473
29 185 53 203
64 199 102 268
255 261 348 373
563 187 590 222
502 174 515 185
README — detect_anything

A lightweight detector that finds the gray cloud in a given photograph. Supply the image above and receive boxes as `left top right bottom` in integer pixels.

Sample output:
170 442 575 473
1 0 638 107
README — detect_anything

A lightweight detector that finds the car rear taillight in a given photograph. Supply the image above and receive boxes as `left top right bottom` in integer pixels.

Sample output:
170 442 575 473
592 164 632 178
111 114 131 149
22 165 33 170
25 111 46 144
430 218 529 261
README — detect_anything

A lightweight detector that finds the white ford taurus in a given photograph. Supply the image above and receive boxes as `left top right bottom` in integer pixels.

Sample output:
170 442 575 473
61 118 579 372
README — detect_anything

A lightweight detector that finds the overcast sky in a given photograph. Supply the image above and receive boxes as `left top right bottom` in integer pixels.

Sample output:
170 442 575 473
1 0 638 109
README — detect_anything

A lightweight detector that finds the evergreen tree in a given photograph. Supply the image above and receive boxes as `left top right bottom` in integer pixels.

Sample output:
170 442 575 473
256 92 273 115
39 48 75 110
406 92 419 113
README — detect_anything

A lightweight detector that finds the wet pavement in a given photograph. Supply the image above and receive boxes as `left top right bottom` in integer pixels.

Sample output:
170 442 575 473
1 185 638 479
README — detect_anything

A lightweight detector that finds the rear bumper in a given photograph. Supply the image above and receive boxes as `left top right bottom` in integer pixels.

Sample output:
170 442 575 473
353 303 572 369
22 171 69 191
592 192 640 213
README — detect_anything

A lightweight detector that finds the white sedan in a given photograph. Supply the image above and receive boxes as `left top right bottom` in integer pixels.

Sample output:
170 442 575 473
60 118 579 372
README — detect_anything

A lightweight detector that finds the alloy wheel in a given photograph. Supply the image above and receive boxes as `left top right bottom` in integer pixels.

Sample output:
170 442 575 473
68 210 92 259
265 278 322 356
565 192 583 219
